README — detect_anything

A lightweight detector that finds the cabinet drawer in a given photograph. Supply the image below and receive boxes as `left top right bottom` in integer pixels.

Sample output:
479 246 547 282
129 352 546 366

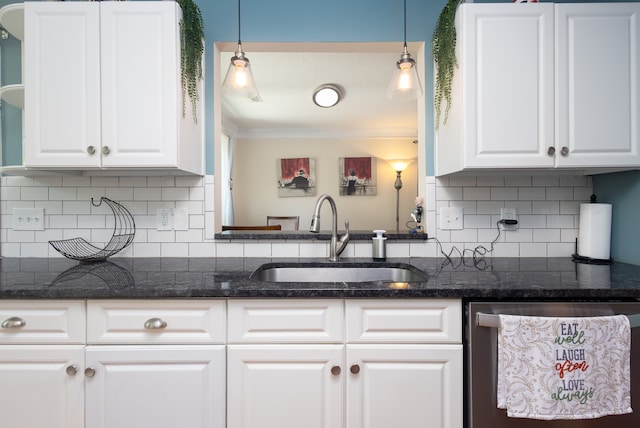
346 299 462 343
0 300 85 344
87 300 226 344
228 299 343 343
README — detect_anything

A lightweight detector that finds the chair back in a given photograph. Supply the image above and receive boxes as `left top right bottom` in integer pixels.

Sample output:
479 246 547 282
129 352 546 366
267 216 300 230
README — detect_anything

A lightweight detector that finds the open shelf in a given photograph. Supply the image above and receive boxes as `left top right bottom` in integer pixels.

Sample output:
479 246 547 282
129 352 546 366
0 3 24 41
0 84 24 108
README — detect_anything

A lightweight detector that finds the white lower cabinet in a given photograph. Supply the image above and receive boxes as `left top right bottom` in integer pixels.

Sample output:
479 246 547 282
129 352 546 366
227 299 463 428
85 345 225 428
1 298 463 428
227 345 344 428
0 300 86 428
0 345 85 428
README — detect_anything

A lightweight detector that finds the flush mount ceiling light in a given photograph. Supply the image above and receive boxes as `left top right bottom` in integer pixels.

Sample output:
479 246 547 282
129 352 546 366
222 0 262 102
387 0 423 101
312 84 342 108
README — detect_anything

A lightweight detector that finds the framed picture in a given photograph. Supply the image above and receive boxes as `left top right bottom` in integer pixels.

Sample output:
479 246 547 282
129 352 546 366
277 157 316 197
339 157 377 196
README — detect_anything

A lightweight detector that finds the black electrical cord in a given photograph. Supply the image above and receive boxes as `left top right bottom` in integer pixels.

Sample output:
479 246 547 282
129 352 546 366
427 220 503 270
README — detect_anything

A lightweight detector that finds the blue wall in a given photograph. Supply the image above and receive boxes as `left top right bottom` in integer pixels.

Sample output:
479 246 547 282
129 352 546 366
593 171 640 265
197 0 445 175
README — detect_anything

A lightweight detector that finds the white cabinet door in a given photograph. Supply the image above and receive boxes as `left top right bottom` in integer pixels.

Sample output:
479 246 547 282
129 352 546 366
0 345 85 428
437 3 555 175
555 3 640 168
23 2 202 173
99 2 180 169
24 2 102 168
227 345 344 428
85 345 225 428
346 344 463 428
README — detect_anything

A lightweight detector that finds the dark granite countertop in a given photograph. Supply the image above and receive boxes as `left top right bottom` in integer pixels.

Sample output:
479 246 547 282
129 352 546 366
1 257 640 300
214 230 428 240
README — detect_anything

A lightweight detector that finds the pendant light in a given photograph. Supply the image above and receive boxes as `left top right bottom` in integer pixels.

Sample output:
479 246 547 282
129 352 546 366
387 0 423 101
222 0 262 102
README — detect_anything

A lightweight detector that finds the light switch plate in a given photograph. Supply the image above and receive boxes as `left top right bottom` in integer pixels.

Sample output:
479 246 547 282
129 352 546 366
440 207 463 230
12 208 45 230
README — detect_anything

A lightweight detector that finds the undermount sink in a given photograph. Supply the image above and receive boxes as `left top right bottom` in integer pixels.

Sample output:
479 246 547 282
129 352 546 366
250 262 428 283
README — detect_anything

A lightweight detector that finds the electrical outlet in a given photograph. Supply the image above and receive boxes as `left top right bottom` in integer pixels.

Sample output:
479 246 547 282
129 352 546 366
12 208 44 230
157 208 172 230
500 208 517 231
440 207 463 230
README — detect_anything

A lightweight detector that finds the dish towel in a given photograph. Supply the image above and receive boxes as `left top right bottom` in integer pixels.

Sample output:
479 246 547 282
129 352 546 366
497 314 632 419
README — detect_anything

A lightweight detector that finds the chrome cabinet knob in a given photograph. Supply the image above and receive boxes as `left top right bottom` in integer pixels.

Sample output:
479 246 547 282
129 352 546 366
350 364 361 374
561 146 569 156
102 146 110 155
1 317 26 329
144 318 167 329
547 146 555 156
87 146 96 155
66 365 78 376
330 366 341 376
84 367 96 378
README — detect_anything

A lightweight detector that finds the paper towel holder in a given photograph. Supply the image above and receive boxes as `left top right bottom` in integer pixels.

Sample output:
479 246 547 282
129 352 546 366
572 194 613 265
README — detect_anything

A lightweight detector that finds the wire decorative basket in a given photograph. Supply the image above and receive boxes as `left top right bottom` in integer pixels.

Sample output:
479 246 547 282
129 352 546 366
49 197 136 262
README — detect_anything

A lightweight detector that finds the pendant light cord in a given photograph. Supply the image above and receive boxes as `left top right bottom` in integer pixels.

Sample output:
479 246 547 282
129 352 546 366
403 0 407 50
237 0 242 45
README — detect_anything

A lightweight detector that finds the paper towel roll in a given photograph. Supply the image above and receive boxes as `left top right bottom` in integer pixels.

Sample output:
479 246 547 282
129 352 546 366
577 203 612 260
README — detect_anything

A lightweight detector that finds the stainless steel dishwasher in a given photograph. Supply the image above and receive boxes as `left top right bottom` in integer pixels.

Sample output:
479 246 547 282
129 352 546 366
466 301 640 427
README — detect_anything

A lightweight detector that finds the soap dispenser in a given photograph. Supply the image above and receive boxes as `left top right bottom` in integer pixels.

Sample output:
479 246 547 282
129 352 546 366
372 230 387 261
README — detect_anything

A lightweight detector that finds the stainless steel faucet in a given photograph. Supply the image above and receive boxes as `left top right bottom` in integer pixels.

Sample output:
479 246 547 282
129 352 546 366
309 194 350 261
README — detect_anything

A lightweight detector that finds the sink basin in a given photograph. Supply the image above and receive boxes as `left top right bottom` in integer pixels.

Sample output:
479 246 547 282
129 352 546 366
250 262 428 283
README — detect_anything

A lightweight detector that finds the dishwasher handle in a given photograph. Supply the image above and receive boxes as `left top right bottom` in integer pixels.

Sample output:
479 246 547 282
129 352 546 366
476 312 640 328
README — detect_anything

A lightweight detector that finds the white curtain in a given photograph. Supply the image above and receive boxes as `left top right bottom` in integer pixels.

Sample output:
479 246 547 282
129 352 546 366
220 133 235 225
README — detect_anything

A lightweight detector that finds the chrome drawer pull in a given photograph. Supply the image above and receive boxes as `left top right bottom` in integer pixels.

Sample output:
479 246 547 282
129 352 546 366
1 317 26 329
85 367 96 378
66 365 78 376
144 318 167 329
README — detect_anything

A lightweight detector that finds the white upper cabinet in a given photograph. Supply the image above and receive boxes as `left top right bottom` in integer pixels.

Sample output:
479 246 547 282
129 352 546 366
436 3 640 175
555 3 640 168
23 1 203 175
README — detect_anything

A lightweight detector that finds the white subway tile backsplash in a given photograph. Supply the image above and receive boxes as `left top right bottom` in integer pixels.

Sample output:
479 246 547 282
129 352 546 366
162 187 190 201
547 215 575 229
161 243 189 257
520 243 548 257
148 176 175 187
463 187 490 200
504 175 532 187
0 174 593 259
532 175 559 187
533 229 560 242
560 200 580 215
532 201 560 215
491 187 518 200
120 176 147 187
546 187 573 201
476 176 504 187
21 187 49 201
134 188 162 201
518 187 546 200
62 176 91 187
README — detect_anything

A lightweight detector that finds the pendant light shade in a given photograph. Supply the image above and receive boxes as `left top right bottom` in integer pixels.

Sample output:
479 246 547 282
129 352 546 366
222 0 262 102
222 46 261 101
387 0 423 101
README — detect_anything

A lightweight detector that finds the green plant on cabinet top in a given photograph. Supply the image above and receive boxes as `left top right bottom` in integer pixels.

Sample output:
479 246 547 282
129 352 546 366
176 0 204 124
433 0 464 130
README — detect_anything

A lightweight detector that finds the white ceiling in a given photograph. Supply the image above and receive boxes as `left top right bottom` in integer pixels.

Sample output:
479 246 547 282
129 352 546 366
219 42 422 139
